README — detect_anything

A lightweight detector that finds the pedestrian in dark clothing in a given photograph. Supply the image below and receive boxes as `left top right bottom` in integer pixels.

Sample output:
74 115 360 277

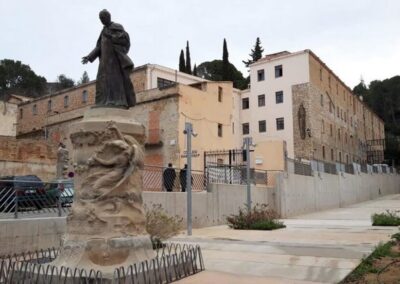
180 164 193 192
163 163 176 192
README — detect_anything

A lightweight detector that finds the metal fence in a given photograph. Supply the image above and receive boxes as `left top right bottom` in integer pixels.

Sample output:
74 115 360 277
143 165 205 192
0 243 204 283
290 159 313 176
205 164 268 185
0 179 73 218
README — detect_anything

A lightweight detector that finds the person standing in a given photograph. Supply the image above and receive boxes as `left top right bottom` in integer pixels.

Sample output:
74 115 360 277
163 163 176 192
179 164 188 192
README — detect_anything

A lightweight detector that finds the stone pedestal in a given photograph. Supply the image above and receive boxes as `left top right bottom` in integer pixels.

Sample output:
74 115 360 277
50 108 155 278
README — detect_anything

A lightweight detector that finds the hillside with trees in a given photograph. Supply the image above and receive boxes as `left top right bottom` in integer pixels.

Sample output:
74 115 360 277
353 76 400 165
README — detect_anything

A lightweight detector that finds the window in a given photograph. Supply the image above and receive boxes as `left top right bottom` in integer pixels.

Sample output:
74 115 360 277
337 107 339 118
82 90 88 103
258 120 266 133
319 68 323 81
242 98 249 109
32 104 37 115
258 94 265 107
64 95 69 108
338 129 341 140
232 122 234 134
320 94 324 106
331 148 334 161
329 102 332 113
321 120 325 133
218 123 223 137
242 123 249 135
157 77 174 88
257 69 265 81
218 87 223 102
330 124 333 136
322 146 326 159
339 152 342 163
275 91 283 104
47 100 52 112
274 65 283 78
328 76 331 89
276 117 284 130
19 108 23 119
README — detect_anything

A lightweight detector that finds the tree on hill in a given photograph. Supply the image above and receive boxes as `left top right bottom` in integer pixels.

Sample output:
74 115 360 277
196 60 247 90
55 74 75 90
78 71 90 84
185 41 192 75
243 37 264 67
0 59 47 100
179 50 185 72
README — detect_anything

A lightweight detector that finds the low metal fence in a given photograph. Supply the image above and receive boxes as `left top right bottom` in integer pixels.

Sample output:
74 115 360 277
344 164 355 175
0 243 204 283
143 165 205 192
360 164 368 173
0 180 73 218
291 159 312 176
205 164 268 185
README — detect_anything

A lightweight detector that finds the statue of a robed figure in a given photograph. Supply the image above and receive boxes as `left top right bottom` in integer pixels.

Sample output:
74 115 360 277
82 9 135 108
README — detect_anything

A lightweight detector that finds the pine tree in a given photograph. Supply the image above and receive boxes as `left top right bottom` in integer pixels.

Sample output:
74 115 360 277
193 64 197 76
79 71 90 84
222 38 230 81
179 50 186 72
243 37 264 67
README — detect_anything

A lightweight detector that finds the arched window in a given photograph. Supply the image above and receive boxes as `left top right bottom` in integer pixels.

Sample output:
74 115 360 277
82 90 88 103
64 95 69 108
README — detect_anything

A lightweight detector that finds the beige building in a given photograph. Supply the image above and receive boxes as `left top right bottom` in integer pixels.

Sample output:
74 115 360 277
243 50 385 165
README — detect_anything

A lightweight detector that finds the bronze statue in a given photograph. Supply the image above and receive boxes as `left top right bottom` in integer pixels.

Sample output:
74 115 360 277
82 9 135 108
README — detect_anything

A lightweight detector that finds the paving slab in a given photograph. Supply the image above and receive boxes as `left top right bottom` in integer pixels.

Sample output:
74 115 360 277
174 194 400 283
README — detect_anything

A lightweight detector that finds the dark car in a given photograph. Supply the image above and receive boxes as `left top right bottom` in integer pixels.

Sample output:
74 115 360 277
0 175 45 212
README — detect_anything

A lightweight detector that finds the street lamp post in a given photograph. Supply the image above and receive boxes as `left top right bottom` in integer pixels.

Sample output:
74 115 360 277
184 122 197 236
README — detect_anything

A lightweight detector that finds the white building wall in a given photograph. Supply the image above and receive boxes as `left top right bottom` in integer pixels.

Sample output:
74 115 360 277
146 64 206 90
242 52 310 158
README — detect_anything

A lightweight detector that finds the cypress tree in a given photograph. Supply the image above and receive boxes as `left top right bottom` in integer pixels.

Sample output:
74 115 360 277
222 38 230 81
243 37 264 67
185 41 192 74
193 64 197 76
179 49 186 72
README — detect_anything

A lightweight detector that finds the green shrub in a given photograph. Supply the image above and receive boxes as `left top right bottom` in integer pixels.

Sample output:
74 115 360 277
226 204 285 230
145 204 183 249
249 220 286 230
371 210 400 226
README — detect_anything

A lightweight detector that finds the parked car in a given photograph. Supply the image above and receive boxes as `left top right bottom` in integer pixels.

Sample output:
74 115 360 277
44 179 74 207
0 175 45 212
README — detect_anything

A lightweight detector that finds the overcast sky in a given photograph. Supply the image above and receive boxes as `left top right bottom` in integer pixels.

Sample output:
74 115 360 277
1 0 399 88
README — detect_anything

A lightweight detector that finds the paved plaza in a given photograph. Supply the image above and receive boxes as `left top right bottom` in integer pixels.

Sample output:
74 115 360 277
174 194 400 283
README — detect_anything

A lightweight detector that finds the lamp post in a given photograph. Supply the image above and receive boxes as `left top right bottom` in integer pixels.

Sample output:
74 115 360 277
184 122 197 236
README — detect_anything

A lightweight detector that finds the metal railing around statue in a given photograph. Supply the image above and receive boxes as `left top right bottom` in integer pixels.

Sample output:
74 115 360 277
0 243 204 283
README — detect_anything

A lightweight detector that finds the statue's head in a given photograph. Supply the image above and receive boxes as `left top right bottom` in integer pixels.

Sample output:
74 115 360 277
99 9 111 26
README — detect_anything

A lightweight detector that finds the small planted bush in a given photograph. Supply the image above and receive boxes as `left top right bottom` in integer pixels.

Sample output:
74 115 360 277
371 210 400 226
145 204 183 249
226 204 285 230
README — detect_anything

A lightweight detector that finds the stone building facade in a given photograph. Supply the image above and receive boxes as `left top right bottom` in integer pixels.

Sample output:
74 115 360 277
0 136 56 180
246 49 384 164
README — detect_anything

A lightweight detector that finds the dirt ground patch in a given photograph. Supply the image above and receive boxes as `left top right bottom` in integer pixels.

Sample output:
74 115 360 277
342 239 400 284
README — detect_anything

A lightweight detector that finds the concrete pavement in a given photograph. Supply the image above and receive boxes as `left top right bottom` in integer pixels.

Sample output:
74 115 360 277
174 194 400 283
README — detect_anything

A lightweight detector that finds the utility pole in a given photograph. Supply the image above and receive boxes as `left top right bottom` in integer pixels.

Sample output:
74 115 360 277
243 137 253 211
184 122 197 235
